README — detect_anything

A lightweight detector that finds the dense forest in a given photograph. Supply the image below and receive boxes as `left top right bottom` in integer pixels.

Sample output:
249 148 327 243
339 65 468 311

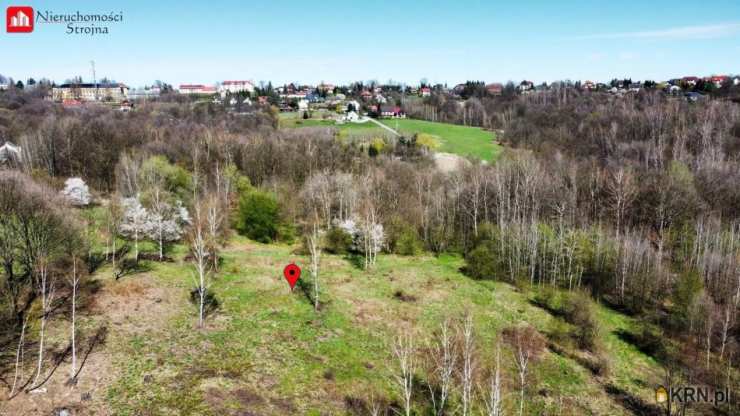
1 84 739 415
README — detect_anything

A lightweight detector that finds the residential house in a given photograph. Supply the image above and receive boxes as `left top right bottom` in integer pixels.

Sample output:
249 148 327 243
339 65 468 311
52 82 129 102
452 84 466 96
486 83 503 96
420 87 431 97
708 75 729 88
317 83 335 94
582 80 596 91
375 94 387 104
179 84 217 95
518 81 534 93
346 100 361 113
359 90 373 100
297 99 309 111
257 96 269 105
378 105 405 118
681 76 700 87
119 100 133 112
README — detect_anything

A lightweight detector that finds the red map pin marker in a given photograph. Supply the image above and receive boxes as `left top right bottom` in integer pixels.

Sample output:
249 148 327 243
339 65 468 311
283 263 301 291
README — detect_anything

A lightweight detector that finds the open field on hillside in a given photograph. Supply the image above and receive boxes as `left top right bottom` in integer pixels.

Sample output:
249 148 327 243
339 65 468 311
4 233 665 416
379 119 501 162
279 112 502 162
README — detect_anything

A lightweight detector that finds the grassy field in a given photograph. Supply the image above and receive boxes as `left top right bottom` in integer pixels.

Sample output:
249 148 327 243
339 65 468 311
279 112 502 162
8 233 663 415
380 119 502 162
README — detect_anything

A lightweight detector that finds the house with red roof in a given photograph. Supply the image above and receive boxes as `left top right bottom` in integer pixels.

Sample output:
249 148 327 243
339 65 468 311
179 84 217 95
486 83 503 96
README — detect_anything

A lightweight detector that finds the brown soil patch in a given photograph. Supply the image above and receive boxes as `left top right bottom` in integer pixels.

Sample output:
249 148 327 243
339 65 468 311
1 273 182 416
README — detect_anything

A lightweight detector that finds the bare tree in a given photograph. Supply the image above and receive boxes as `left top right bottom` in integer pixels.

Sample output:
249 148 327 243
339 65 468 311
32 256 57 388
307 221 322 311
68 255 80 381
10 315 29 396
189 196 210 328
606 166 636 237
392 330 416 416
460 311 477 416
503 325 546 416
428 318 457 416
482 342 503 416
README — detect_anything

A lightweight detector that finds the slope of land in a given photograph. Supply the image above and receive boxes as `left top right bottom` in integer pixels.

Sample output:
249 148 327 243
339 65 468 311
4 235 665 415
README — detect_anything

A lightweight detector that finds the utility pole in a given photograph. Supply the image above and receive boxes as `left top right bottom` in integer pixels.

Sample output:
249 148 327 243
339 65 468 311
90 60 98 100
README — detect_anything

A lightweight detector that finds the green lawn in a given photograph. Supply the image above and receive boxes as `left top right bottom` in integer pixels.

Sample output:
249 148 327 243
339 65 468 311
95 235 662 415
380 118 502 162
279 112 502 162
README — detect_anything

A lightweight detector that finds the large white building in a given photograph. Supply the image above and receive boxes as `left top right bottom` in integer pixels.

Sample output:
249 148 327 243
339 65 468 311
52 83 129 102
219 80 255 96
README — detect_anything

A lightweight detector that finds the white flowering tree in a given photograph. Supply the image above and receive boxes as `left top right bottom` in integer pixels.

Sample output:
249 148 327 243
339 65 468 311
144 199 189 260
119 197 148 261
335 217 384 268
61 177 91 206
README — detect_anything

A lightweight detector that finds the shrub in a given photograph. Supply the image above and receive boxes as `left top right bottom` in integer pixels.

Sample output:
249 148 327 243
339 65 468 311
563 291 600 351
548 318 572 346
236 189 280 243
324 226 353 254
395 227 423 256
534 286 561 313
189 287 220 317
465 242 497 279
386 219 423 256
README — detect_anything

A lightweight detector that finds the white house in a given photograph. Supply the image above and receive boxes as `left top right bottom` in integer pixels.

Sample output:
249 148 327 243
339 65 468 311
346 100 361 113
219 80 255 97
297 99 309 111
0 142 22 164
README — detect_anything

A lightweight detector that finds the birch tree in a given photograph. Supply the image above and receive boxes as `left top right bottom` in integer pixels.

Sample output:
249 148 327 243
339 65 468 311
482 342 503 416
392 330 416 416
32 256 57 388
189 197 210 328
428 318 456 416
307 222 322 311
503 325 546 416
459 311 477 416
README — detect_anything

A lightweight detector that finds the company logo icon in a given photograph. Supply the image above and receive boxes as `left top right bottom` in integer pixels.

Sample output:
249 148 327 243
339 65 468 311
6 6 34 33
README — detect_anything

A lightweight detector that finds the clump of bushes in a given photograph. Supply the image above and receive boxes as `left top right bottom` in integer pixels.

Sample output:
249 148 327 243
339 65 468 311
465 243 498 279
562 291 601 352
235 188 294 243
386 218 423 256
324 226 353 254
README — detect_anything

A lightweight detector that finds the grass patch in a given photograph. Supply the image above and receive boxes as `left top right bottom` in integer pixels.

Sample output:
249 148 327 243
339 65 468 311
98 236 662 415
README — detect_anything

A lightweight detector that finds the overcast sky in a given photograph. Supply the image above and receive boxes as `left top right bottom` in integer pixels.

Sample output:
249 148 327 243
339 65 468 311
2 0 739 87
